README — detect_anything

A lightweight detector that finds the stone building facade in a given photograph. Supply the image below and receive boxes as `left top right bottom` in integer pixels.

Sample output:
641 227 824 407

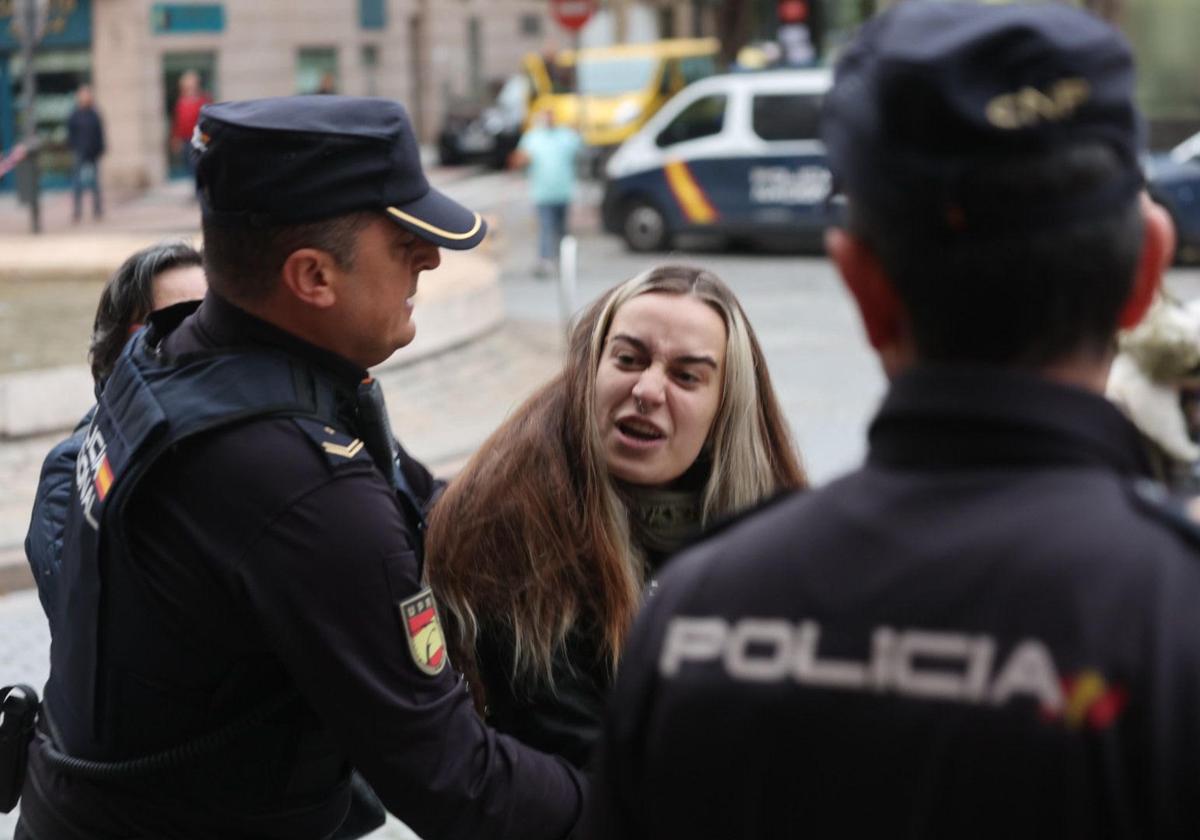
0 0 710 193
91 0 558 191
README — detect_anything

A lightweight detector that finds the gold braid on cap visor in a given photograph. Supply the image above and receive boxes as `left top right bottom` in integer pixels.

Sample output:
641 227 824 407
387 207 483 240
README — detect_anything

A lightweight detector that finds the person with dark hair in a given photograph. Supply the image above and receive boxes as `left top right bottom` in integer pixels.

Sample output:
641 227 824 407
587 4 1200 838
66 84 105 223
88 240 205 383
426 264 805 768
24 240 205 625
16 96 582 840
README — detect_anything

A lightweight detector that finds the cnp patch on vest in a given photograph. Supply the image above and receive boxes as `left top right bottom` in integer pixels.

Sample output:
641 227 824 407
400 588 447 676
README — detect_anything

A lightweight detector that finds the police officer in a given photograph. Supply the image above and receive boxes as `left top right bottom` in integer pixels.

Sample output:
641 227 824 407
17 97 583 839
587 4 1200 838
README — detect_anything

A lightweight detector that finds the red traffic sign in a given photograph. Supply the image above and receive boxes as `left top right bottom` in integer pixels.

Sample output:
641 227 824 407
779 0 809 24
550 0 596 32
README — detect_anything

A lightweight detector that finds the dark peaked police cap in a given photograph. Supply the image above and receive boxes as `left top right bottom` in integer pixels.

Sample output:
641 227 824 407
822 1 1143 234
193 95 487 250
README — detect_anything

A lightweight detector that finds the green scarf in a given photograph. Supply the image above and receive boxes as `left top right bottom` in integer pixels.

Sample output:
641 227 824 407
622 485 704 572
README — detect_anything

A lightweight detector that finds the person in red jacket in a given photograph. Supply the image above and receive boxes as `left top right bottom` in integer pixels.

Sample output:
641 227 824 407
171 70 210 177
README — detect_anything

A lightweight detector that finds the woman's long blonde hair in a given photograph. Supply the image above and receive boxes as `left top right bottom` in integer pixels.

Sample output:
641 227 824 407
425 265 805 707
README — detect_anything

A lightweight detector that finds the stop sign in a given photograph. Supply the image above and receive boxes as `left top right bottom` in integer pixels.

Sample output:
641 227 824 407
550 0 595 32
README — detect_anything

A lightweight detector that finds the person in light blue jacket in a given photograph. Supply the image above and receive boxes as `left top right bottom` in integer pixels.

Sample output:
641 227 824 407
512 106 582 277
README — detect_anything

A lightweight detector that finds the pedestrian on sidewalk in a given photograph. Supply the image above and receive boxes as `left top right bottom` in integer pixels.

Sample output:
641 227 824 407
587 4 1200 838
24 241 206 630
511 106 582 278
16 95 583 840
425 264 805 768
66 84 105 222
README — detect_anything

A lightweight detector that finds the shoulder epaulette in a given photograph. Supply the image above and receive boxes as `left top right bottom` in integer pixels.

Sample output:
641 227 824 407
1126 478 1200 549
292 417 373 469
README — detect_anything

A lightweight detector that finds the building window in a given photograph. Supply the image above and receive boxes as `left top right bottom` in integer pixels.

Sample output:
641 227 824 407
359 0 386 30
519 14 541 37
151 3 226 35
297 48 338 95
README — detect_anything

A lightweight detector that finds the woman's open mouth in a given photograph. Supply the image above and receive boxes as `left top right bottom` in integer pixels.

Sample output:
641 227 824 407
615 417 666 448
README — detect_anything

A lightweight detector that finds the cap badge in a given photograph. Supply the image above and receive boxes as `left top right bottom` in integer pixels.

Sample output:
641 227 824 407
985 78 1091 130
190 125 210 153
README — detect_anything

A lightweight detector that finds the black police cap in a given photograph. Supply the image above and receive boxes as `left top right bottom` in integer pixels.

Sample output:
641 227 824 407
822 1 1143 234
193 96 486 250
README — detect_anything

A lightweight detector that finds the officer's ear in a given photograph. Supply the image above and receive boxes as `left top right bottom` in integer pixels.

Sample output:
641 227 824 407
827 227 912 373
1118 193 1173 330
280 248 339 309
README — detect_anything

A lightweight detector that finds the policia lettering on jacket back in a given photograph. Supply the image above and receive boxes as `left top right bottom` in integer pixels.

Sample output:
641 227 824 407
15 96 583 840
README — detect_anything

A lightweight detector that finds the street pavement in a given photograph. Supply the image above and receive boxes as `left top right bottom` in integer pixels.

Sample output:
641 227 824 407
2 166 1200 838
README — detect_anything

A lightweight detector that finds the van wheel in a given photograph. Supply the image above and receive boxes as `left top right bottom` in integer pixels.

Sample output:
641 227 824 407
621 200 670 252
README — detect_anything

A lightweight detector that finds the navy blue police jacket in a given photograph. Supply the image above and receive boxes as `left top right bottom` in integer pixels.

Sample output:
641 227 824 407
21 292 583 840
588 366 1200 839
24 408 92 624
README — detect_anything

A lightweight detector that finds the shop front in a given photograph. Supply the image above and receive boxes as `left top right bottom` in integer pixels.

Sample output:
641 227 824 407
0 0 93 191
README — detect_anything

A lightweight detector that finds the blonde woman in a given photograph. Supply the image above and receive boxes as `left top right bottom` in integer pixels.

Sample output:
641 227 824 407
426 264 805 766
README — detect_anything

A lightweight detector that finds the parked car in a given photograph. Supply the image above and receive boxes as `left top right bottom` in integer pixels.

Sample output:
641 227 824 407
437 74 528 168
1147 131 1200 262
602 68 837 251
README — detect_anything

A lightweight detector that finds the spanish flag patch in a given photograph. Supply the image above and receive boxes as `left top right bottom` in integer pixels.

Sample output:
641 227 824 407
400 588 448 676
93 455 114 501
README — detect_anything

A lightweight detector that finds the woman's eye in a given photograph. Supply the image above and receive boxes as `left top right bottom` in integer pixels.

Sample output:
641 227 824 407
615 353 639 366
675 370 700 385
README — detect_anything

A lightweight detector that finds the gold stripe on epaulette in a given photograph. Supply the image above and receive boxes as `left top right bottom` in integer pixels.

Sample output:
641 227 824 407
322 439 364 459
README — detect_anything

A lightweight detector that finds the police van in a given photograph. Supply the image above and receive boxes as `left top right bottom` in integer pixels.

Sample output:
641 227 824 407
601 68 836 252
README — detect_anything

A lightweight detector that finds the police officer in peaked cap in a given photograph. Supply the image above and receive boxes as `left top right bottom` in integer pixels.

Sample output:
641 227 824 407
587 4 1200 838
17 97 583 839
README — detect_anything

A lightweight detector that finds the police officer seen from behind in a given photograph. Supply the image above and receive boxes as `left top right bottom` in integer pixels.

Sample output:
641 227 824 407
588 4 1200 838
17 97 582 839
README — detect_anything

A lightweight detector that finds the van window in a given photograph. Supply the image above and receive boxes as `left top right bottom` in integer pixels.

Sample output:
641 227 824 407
752 94 823 142
656 94 727 147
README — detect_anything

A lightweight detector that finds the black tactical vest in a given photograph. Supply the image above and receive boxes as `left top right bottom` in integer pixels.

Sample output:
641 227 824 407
42 322 422 809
